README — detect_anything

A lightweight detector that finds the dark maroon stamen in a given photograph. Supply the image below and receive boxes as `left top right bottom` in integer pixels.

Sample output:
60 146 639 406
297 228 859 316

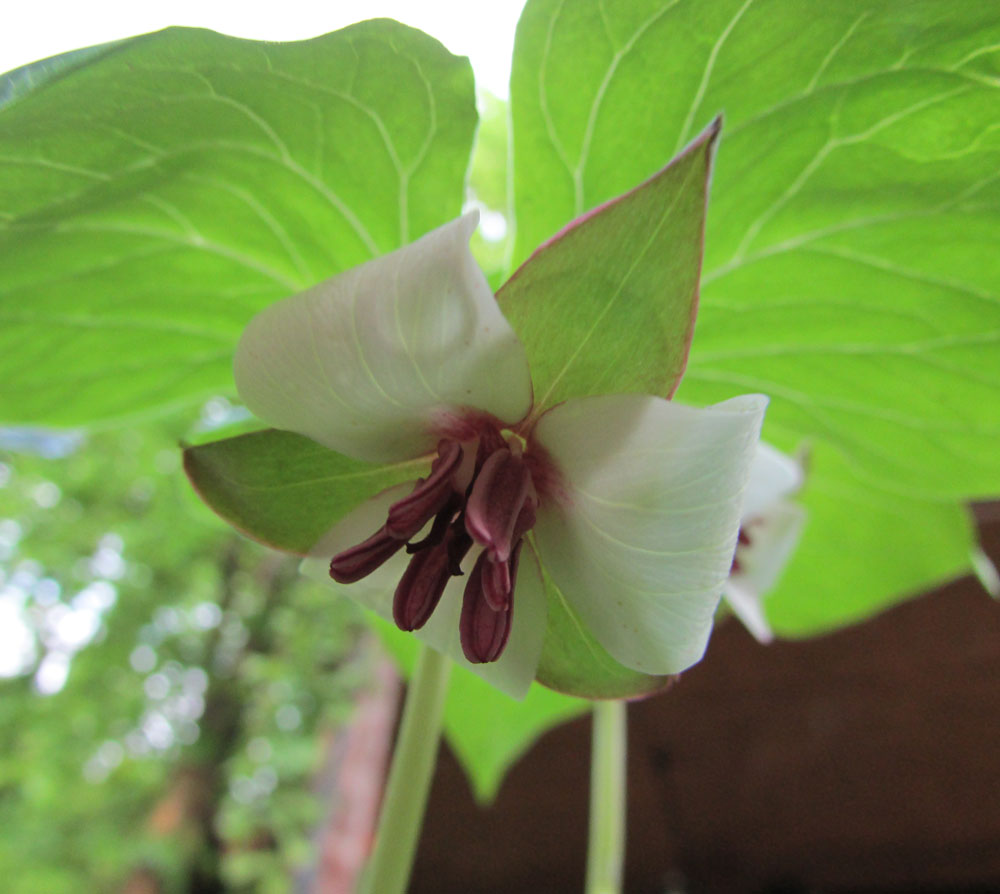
385 439 463 540
445 521 474 576
406 493 463 553
464 448 532 562
393 526 472 631
460 549 516 664
482 556 512 610
330 527 406 583
482 495 537 609
330 428 538 663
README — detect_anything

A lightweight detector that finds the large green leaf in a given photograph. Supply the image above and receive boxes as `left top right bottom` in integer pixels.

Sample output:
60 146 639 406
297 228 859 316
183 429 423 555
0 22 476 426
373 617 588 803
498 120 718 410
510 0 999 631
767 442 976 634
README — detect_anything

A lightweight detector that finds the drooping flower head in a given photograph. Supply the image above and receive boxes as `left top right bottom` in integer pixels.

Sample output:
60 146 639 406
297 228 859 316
725 443 806 642
233 211 767 698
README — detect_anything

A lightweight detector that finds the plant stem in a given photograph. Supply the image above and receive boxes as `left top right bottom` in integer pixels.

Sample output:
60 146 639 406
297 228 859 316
359 644 451 894
585 699 628 894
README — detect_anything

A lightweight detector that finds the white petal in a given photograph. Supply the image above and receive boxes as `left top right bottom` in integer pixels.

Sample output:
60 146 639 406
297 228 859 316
532 393 767 676
971 546 1000 598
741 442 803 519
302 484 547 699
726 500 806 643
235 212 533 463
722 580 775 644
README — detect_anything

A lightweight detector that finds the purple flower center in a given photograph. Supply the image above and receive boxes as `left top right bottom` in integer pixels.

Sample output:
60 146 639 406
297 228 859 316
329 428 538 664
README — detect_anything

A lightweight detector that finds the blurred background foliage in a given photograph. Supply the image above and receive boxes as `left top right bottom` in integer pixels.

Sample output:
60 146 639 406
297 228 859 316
0 405 382 892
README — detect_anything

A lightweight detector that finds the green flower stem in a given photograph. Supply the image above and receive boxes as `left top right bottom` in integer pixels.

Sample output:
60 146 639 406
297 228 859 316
585 699 628 894
360 644 451 894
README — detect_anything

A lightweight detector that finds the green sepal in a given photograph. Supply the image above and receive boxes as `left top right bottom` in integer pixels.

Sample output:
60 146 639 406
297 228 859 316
182 429 422 555
534 555 676 700
498 120 720 413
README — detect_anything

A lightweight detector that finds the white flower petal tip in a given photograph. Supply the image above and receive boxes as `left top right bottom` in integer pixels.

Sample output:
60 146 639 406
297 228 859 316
971 547 1000 599
531 393 768 676
234 213 533 464
722 580 775 644
741 441 806 519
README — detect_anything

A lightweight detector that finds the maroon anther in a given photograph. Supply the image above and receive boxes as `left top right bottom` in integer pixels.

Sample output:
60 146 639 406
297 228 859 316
394 527 471 631
460 543 522 663
406 493 462 553
482 495 537 610
330 527 405 583
465 448 532 562
385 440 463 540
330 426 539 663
482 556 512 610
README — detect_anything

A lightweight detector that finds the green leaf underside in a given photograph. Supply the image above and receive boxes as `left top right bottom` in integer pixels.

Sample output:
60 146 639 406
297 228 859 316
0 22 476 426
766 441 975 635
511 0 999 633
498 120 716 412
373 616 589 803
533 549 675 699
183 429 424 555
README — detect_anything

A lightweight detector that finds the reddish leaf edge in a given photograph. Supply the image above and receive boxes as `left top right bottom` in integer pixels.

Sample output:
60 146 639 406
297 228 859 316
498 114 722 405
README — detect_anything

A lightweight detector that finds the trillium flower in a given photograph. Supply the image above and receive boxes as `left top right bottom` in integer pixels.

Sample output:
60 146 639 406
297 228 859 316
233 212 767 697
724 443 806 643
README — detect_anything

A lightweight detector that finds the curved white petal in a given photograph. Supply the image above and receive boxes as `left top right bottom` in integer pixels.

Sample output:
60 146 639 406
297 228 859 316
235 212 533 463
726 500 807 643
741 442 803 519
722 581 774 644
302 484 546 699
532 393 767 676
